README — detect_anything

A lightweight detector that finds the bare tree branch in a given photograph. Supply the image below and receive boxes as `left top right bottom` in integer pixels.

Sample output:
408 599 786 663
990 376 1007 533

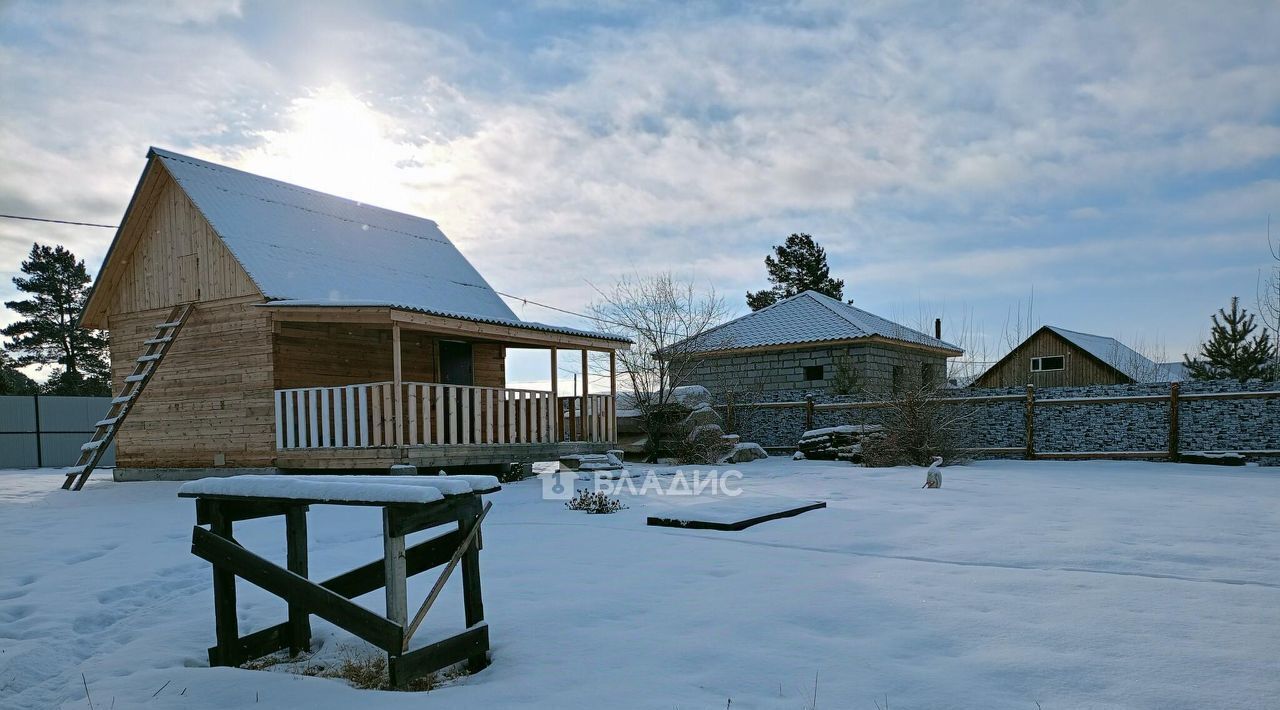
588 273 730 461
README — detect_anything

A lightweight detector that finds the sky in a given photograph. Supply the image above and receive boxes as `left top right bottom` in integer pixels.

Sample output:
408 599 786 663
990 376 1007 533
1 0 1278 389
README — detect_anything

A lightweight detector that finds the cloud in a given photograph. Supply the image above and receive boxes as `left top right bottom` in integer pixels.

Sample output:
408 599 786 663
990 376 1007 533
1 0 1278 370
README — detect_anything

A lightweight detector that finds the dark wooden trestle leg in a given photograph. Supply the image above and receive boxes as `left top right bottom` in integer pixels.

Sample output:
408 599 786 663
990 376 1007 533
285 504 312 655
209 502 240 667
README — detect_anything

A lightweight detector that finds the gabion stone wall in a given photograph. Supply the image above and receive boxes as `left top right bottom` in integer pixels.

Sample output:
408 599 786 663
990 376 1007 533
720 379 1279 463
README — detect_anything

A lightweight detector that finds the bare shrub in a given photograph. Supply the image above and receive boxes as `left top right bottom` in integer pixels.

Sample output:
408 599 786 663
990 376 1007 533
565 490 627 514
861 375 974 467
674 424 729 464
1260 217 1280 378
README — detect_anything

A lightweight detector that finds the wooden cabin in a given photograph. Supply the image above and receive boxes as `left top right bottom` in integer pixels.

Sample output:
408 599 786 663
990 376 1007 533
973 325 1177 388
81 148 628 479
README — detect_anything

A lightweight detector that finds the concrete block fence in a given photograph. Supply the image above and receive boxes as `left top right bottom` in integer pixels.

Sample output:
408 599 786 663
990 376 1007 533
717 380 1280 463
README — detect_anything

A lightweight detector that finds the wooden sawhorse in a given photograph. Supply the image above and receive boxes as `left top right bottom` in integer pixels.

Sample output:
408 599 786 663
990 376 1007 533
180 476 497 689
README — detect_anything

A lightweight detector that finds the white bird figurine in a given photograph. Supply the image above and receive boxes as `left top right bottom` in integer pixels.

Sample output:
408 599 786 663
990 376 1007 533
923 456 943 489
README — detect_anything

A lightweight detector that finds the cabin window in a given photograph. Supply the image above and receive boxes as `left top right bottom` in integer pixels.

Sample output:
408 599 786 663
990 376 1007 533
803 365 824 381
1031 355 1065 372
892 364 906 392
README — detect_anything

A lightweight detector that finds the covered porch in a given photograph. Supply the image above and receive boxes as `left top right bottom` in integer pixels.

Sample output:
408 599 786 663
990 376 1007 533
264 302 627 470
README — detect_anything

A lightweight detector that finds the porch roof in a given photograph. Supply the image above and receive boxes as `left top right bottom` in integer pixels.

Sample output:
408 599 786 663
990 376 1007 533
260 300 630 350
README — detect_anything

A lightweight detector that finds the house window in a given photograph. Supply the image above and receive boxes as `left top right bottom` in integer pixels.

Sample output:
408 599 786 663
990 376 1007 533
892 364 905 392
1031 355 1065 372
803 365 824 381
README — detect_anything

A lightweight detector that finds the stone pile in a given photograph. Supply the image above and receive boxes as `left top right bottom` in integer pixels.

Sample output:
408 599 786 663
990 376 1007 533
618 385 769 463
796 424 886 463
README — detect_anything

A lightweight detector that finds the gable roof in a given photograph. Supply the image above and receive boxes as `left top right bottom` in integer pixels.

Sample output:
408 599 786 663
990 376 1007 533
1043 326 1158 382
86 147 627 343
152 147 518 322
674 290 963 355
976 325 1175 384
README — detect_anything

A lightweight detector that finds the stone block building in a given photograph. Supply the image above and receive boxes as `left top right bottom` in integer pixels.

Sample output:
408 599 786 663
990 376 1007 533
670 291 963 399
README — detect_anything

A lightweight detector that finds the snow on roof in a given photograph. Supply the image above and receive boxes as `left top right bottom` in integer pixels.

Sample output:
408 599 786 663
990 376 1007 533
150 148 626 343
1044 326 1164 382
1155 361 1187 382
674 291 963 354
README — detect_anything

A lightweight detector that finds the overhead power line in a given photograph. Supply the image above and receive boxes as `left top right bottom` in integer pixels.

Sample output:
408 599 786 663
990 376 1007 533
0 211 629 332
496 289 631 331
0 213 117 229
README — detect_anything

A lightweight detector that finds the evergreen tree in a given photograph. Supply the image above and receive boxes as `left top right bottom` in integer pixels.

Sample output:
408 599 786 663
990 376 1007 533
0 348 38 395
1183 296 1277 382
746 233 845 311
2 243 110 395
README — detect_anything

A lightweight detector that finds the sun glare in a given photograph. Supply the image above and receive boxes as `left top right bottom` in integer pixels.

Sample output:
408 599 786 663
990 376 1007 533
238 86 420 210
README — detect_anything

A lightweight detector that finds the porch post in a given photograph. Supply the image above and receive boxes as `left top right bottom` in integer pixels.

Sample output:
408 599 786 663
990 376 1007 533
580 349 589 441
392 323 403 446
609 350 617 444
550 348 560 442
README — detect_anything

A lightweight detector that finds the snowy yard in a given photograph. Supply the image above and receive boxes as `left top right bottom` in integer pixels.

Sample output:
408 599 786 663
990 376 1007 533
2 459 1279 709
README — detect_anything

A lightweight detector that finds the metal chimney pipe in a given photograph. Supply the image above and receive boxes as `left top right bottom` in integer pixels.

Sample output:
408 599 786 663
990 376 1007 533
935 318 942 340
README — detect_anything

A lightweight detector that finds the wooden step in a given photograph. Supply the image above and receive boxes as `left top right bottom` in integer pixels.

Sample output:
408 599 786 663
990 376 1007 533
144 336 173 345
111 394 136 404
95 417 121 428
124 373 147 383
137 354 162 363
155 321 183 329
80 439 106 452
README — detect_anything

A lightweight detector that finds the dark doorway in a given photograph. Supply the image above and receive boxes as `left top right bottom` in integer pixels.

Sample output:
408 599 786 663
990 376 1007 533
437 341 474 444
438 341 473 386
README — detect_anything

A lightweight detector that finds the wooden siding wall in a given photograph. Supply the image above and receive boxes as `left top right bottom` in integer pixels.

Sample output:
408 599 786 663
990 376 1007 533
975 329 1129 388
273 322 507 390
471 341 506 388
111 297 276 467
107 171 259 315
102 167 274 468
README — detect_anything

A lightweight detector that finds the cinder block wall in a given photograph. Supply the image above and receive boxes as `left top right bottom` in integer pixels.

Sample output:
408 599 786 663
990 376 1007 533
689 343 948 396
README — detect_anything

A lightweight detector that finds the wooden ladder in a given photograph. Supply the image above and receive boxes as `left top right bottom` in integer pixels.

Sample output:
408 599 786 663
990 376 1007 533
62 303 195 491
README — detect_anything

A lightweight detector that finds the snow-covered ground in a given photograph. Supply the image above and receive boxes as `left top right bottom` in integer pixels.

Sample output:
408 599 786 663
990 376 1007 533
2 460 1278 709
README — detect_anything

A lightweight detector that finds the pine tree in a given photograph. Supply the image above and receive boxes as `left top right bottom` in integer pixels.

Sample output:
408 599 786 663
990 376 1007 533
1183 297 1277 382
0 348 38 395
746 233 845 311
2 243 110 395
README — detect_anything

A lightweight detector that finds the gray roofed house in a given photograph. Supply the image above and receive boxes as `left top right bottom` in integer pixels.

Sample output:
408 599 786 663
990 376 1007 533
672 291 963 397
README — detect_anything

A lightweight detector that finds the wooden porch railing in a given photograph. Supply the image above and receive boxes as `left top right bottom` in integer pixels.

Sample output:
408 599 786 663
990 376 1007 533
275 382 614 449
558 394 615 444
